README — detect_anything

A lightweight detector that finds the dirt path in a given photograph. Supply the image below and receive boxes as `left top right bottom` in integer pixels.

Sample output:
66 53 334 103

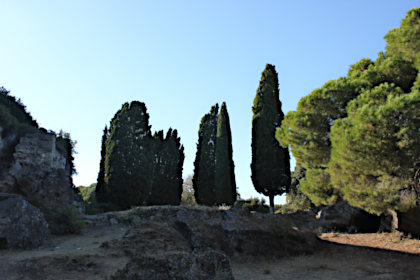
0 225 130 280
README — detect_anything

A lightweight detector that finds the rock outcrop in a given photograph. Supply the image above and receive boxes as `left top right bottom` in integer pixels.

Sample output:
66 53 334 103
0 206 322 280
0 193 50 249
317 200 381 233
0 130 84 233
398 205 420 237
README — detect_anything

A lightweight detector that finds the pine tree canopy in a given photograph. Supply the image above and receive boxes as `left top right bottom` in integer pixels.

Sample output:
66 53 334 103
277 8 420 214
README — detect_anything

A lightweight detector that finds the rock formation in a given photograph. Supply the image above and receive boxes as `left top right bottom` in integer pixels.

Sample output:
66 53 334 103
0 206 321 279
0 193 50 249
0 128 84 234
317 200 381 233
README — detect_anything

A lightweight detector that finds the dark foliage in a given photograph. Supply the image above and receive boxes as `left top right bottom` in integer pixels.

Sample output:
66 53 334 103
96 101 184 210
251 64 291 213
193 103 237 206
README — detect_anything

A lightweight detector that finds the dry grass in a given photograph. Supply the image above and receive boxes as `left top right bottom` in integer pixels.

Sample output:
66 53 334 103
320 232 420 254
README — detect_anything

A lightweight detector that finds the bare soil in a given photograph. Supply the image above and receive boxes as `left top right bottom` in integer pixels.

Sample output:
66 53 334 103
232 233 420 280
320 232 420 254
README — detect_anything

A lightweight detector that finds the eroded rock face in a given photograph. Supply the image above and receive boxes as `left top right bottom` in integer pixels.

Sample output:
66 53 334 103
0 132 84 233
318 200 381 233
0 193 49 249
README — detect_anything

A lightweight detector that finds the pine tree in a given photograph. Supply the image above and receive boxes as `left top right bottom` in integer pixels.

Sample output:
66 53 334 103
214 102 237 205
193 104 219 206
251 64 291 214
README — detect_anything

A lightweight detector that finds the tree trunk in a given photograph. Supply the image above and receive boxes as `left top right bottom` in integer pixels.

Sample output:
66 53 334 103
269 194 274 214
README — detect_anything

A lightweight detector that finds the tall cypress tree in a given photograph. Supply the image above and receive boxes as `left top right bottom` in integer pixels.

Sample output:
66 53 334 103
193 104 219 205
98 101 153 210
147 129 184 205
193 103 237 206
214 102 237 205
95 125 108 197
251 64 291 214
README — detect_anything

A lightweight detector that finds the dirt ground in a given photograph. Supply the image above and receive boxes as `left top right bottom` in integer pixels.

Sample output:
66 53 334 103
2 211 420 279
320 232 420 254
232 235 420 280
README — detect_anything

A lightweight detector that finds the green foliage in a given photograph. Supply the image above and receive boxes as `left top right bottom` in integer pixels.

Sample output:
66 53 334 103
0 86 38 131
285 165 312 212
277 9 420 212
252 64 291 211
76 183 108 214
300 168 338 206
56 130 77 183
0 87 39 167
234 198 270 213
147 129 184 205
329 84 420 214
193 104 218 206
385 8 420 69
96 101 184 210
58 208 85 234
193 103 237 206
214 102 237 205
96 126 108 195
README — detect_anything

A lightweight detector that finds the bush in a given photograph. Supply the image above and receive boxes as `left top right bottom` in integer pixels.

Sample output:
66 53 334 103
58 208 85 234
234 198 270 213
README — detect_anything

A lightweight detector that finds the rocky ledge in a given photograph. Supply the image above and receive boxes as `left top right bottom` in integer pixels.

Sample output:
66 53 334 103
0 206 320 280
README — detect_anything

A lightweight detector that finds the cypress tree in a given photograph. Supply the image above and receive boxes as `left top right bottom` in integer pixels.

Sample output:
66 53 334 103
147 129 184 205
193 103 237 206
98 101 153 210
251 64 291 214
97 101 185 209
95 125 108 196
193 104 219 206
214 102 237 205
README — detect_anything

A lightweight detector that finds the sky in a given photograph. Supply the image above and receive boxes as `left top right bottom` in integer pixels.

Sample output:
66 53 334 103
0 0 418 205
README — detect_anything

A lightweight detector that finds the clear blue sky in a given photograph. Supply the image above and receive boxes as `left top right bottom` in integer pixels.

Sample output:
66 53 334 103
1 1 418 204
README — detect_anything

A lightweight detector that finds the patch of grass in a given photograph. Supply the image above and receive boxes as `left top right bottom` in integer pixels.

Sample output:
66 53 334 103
58 208 86 234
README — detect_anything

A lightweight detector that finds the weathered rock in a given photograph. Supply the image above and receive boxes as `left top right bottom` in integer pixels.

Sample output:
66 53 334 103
0 193 49 249
0 132 84 233
94 206 320 258
0 206 322 279
110 222 233 280
398 205 420 237
318 200 381 233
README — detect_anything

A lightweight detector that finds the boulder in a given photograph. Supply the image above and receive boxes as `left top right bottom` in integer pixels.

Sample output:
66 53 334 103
398 205 420 237
0 193 49 249
318 200 381 233
0 132 84 233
